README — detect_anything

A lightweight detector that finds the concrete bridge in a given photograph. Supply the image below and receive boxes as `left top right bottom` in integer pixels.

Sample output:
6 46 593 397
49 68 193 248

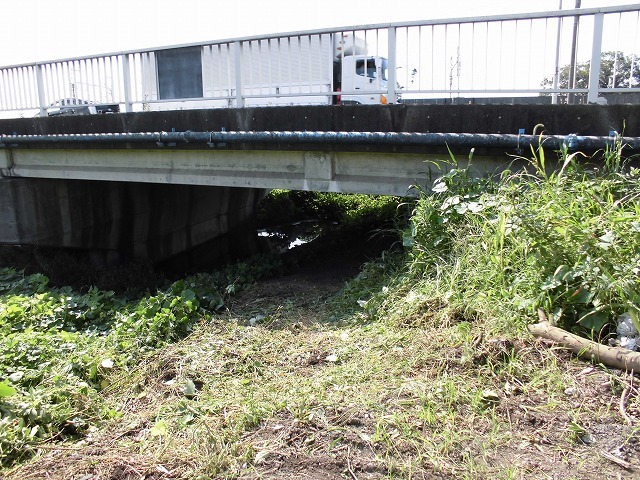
2 104 639 193
1 103 638 264
1 5 640 265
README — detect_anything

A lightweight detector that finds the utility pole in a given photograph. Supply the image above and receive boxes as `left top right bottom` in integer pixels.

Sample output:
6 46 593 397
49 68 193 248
552 0 563 104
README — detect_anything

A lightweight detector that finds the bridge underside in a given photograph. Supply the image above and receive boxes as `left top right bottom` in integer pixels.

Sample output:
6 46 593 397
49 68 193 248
0 104 638 263
0 177 264 264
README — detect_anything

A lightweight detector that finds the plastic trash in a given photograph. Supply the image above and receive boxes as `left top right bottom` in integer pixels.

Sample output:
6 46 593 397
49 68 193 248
616 313 639 351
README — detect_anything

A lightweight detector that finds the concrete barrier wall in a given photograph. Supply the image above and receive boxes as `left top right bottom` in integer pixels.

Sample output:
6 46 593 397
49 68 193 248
1 105 638 138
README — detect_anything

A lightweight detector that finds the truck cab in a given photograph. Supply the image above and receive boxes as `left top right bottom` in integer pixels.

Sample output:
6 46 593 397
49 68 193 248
332 34 388 105
338 55 388 105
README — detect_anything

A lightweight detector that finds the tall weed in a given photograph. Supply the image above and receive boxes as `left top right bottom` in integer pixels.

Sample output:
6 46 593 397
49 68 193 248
405 141 640 336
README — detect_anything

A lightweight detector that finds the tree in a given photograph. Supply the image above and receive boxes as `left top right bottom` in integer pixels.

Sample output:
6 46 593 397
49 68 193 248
541 51 640 103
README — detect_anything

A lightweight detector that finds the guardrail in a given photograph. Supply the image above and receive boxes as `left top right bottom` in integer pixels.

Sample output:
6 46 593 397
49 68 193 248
1 4 639 117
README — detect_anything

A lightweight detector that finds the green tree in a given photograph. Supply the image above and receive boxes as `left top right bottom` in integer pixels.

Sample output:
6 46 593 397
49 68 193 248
542 51 640 102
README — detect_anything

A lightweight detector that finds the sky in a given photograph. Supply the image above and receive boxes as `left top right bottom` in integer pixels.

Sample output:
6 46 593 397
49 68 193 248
1 0 637 67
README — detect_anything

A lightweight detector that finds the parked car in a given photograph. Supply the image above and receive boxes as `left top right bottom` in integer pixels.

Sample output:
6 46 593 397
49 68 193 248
47 98 120 116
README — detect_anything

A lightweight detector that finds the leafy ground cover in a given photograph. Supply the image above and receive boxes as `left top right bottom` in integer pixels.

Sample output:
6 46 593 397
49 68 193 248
1 145 639 479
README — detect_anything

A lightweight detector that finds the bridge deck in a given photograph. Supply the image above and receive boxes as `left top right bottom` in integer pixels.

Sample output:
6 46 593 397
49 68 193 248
1 104 639 195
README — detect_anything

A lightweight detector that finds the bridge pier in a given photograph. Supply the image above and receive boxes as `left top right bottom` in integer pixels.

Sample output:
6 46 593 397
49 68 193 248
0 177 265 264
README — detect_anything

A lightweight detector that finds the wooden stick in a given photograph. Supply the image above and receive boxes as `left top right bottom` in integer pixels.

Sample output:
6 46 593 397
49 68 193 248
620 371 636 425
528 321 640 372
600 450 636 471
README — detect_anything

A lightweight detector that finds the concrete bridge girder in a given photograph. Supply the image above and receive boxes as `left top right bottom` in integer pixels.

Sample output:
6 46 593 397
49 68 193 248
1 147 507 197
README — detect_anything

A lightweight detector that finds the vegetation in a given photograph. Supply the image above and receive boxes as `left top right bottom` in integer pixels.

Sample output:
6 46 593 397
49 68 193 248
541 51 640 103
0 192 401 471
542 52 640 103
256 190 401 227
0 144 639 478
0 258 286 468
403 140 640 337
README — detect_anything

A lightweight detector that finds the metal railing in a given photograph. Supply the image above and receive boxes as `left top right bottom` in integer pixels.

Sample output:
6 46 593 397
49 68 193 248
1 4 639 118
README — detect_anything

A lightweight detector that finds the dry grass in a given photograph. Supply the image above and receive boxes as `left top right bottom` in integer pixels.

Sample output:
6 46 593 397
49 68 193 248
5 262 640 480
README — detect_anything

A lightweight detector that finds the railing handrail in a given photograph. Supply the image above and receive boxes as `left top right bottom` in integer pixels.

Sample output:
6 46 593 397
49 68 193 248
2 3 640 116
1 4 638 70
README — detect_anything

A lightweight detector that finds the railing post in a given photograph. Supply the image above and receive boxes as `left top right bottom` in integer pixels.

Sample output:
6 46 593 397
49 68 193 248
587 12 605 104
122 54 133 113
234 41 245 108
35 64 47 116
387 27 397 104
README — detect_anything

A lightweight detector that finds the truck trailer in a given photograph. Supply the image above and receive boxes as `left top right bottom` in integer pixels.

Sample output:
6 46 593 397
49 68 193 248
140 33 389 109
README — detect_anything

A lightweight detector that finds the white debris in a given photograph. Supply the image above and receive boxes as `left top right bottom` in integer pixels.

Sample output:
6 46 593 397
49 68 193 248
249 314 265 326
616 313 639 351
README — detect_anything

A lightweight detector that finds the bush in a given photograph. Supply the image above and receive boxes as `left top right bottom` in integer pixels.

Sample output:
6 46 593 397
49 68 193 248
256 190 401 227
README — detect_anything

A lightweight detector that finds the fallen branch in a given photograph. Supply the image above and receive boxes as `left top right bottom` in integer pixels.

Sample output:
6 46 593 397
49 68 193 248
528 320 640 372
346 447 358 480
600 450 636 471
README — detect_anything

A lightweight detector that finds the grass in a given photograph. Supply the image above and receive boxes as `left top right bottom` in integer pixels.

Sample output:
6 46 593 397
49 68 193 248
404 140 640 337
4 260 635 478
1 144 639 478
37 304 630 476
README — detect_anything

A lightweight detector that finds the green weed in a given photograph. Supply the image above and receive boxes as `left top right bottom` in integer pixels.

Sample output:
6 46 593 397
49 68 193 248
1 149 638 479
403 140 640 337
0 253 287 467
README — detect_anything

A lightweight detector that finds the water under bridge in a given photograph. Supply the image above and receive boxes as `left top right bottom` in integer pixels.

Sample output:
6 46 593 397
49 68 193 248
1 5 640 264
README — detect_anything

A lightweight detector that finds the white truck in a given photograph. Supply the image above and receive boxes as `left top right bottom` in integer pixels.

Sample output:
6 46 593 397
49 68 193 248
140 33 389 109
